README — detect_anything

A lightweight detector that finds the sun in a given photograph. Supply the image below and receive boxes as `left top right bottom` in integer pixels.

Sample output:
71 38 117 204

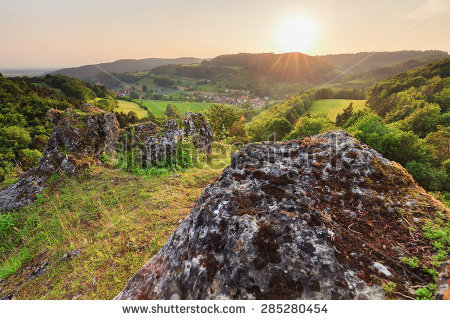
278 16 317 53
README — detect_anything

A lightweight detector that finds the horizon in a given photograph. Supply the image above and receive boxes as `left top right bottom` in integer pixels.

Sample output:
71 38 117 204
1 0 450 69
1 49 449 71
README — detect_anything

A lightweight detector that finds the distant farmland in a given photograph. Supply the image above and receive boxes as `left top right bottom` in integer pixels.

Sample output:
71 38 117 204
309 99 366 120
135 100 214 116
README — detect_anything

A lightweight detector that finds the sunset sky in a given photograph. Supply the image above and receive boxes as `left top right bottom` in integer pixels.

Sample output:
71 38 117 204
1 0 449 68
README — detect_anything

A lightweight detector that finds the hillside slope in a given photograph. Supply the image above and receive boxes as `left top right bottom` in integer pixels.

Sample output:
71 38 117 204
50 57 203 81
320 50 448 73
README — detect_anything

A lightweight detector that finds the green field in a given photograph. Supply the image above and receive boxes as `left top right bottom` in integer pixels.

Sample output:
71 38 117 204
117 100 149 119
309 99 366 120
136 99 213 116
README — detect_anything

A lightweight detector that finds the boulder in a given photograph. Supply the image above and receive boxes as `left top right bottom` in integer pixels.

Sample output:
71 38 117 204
121 112 213 167
0 106 119 212
116 131 448 300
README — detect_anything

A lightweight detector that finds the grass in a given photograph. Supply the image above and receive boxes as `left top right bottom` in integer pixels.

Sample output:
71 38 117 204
309 99 366 121
117 100 149 119
136 99 215 116
0 162 227 299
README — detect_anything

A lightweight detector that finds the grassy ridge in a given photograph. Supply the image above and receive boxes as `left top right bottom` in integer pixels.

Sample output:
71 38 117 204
309 99 366 120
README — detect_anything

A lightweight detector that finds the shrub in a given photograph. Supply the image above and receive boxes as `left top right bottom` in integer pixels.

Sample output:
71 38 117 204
264 117 293 141
17 148 42 171
165 104 179 118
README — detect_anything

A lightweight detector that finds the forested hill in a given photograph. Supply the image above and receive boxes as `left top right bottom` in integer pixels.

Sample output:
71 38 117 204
151 52 334 84
0 74 117 181
50 57 203 81
319 50 448 72
367 58 450 117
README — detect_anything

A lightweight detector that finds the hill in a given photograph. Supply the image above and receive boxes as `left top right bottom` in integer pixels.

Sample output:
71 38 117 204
50 57 203 81
0 73 117 182
320 50 448 73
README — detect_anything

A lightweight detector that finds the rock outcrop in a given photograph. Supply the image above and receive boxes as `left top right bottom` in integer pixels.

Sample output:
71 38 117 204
0 109 213 212
116 131 448 300
0 105 120 212
122 112 213 167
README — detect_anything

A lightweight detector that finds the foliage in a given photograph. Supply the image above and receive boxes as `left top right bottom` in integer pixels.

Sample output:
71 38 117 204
381 282 396 295
401 256 420 268
204 104 242 140
165 104 179 118
335 102 354 127
246 89 316 141
0 73 117 181
17 148 42 171
264 117 293 141
401 103 442 138
405 161 447 191
425 126 450 164
286 112 335 140
415 284 436 300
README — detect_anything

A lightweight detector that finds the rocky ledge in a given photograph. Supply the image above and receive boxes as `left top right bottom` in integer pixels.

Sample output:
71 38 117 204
116 130 448 300
0 105 120 212
0 108 213 212
121 112 213 168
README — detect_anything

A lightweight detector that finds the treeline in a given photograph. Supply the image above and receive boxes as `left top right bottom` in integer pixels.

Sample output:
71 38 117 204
314 87 366 100
0 74 117 181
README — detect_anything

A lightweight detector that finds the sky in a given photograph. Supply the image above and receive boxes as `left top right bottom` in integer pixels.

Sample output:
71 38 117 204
0 0 449 69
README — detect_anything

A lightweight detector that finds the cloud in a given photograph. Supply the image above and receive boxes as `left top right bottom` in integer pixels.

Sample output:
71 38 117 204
399 0 450 20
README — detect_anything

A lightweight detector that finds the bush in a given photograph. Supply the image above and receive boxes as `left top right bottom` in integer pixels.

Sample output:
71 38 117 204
166 104 179 118
285 112 335 139
405 161 447 191
17 148 42 171
264 117 293 141
1 126 31 149
204 104 242 140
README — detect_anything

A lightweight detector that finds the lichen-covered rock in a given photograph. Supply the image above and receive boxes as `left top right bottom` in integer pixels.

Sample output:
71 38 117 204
436 260 450 300
116 130 448 300
121 112 213 167
0 106 119 212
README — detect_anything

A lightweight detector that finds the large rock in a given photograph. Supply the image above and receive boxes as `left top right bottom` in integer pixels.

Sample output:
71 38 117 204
0 105 119 212
121 112 213 167
116 131 448 300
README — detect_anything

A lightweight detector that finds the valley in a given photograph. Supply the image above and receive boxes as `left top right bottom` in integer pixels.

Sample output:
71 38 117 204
0 55 449 301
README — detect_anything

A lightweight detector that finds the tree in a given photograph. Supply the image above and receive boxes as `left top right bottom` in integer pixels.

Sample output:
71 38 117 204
31 135 49 151
204 104 242 139
18 148 42 171
166 104 179 118
127 111 139 124
401 103 441 138
129 91 139 99
142 84 148 92
1 126 31 150
286 112 335 139
405 161 447 191
425 126 450 164
264 117 293 141
335 102 354 127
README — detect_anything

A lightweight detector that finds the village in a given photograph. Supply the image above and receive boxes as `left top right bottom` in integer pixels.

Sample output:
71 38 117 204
110 88 269 108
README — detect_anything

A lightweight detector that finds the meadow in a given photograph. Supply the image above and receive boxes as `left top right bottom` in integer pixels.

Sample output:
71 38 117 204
136 99 214 116
309 99 366 120
117 100 149 119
